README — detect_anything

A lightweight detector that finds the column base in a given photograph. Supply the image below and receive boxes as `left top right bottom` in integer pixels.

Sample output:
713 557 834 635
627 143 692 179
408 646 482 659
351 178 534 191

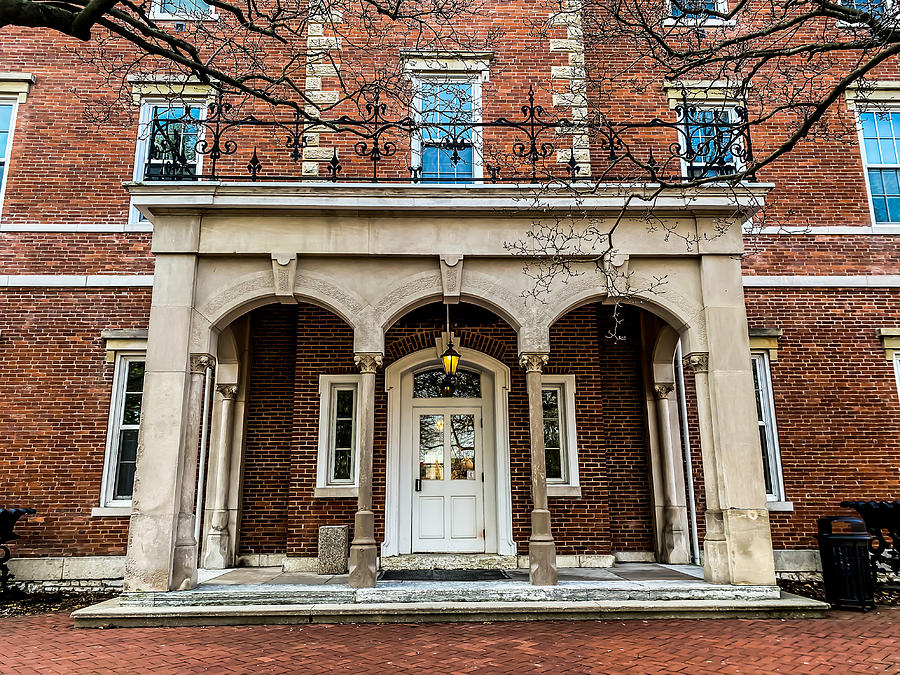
348 510 377 588
202 530 231 570
528 540 558 586
703 508 777 585
171 543 199 591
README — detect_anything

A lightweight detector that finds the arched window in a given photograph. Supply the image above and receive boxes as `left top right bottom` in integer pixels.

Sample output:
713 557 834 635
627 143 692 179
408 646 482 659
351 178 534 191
413 367 481 398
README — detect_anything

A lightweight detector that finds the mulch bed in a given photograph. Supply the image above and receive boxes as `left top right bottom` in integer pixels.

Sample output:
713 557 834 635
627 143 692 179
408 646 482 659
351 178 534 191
779 578 900 606
0 591 117 617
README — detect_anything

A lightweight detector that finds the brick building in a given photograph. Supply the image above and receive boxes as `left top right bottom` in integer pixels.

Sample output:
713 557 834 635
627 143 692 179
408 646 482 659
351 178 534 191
0 0 898 603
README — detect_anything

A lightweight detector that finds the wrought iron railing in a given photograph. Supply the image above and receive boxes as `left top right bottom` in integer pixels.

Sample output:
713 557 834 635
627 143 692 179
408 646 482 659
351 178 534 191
141 86 756 184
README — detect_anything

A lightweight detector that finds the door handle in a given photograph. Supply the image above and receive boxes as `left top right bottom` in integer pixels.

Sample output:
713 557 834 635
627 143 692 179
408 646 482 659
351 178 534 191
415 478 422 492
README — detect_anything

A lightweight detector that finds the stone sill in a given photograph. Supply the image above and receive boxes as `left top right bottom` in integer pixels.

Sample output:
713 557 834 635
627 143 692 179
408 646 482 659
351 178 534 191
91 506 131 517
314 486 358 498
547 484 582 498
766 500 794 513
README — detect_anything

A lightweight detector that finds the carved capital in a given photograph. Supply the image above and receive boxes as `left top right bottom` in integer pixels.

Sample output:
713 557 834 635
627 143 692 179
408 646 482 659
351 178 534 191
519 353 549 373
682 352 709 373
354 352 383 374
216 384 239 399
654 383 675 399
190 353 215 374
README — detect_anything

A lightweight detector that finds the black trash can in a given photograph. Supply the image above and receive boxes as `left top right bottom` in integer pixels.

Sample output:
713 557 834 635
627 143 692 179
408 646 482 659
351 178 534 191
816 516 875 612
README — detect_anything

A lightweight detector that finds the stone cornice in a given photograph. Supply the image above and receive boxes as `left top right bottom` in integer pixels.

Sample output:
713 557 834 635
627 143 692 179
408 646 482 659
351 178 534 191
127 182 773 218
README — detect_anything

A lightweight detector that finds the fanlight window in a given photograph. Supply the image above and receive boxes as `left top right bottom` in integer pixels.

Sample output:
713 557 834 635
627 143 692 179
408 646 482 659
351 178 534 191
413 367 481 398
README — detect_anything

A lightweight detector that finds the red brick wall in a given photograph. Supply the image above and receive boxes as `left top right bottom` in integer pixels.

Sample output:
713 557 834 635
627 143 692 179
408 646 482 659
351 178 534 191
746 289 900 550
238 300 653 557
0 288 151 556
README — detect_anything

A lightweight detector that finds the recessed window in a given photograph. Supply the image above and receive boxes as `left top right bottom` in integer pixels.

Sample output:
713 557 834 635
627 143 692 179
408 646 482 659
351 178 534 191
154 0 211 18
316 375 362 496
670 0 725 20
680 106 740 179
101 354 145 506
859 111 900 223
541 375 581 497
750 352 786 503
0 100 18 219
413 367 481 398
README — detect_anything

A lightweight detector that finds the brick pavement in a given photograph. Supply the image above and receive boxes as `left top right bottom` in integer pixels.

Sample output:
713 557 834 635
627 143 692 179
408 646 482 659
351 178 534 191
2 608 899 674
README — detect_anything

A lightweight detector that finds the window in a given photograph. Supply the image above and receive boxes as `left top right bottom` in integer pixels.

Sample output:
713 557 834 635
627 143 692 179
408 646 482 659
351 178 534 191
894 352 900 402
541 375 581 497
153 0 211 18
316 375 362 496
680 106 740 179
414 79 480 182
750 352 787 504
670 0 724 20
841 0 885 17
101 354 145 506
0 100 18 219
413 367 481 398
859 111 900 223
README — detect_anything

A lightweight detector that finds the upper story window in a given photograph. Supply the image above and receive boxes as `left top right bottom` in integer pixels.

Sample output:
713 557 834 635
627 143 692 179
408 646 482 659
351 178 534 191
0 100 18 219
541 375 581 497
101 354 145 506
670 0 725 20
137 102 204 181
153 0 212 19
680 106 739 179
841 0 885 16
859 111 900 223
750 352 787 504
414 79 481 183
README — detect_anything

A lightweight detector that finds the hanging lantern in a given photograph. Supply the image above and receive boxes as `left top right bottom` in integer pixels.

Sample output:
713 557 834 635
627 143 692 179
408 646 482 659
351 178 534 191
441 339 461 377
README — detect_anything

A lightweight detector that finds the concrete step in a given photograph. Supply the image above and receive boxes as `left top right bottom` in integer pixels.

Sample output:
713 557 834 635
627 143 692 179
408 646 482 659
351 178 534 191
118 580 783 607
72 593 829 628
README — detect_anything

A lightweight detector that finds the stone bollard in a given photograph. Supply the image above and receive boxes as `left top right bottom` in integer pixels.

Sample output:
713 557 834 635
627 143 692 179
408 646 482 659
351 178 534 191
317 525 350 575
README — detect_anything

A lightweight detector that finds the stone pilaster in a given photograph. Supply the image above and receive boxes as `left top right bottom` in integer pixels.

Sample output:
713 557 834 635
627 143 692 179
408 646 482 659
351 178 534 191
348 352 382 588
202 383 239 570
520 352 558 586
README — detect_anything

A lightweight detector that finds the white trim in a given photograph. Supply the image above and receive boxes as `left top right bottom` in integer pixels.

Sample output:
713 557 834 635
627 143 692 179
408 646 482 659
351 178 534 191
751 351 786 503
0 96 20 222
0 222 153 232
853 107 900 227
315 374 362 497
90 506 131 518
99 352 145 508
541 374 581 498
383 348 515 558
742 275 900 287
893 352 900 403
0 275 154 287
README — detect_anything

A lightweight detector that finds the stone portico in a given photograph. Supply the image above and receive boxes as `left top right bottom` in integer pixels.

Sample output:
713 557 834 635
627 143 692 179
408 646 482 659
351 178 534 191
123 182 778 597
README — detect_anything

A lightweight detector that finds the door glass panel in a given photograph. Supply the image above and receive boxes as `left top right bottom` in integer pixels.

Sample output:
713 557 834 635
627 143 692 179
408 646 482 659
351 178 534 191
419 414 445 480
542 388 563 480
413 368 481 398
450 414 476 480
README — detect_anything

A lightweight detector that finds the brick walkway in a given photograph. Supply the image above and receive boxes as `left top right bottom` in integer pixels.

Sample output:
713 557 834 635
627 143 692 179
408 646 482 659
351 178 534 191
3 609 899 673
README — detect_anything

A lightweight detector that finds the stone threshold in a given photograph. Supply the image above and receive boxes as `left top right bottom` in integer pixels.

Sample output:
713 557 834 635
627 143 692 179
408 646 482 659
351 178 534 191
72 594 827 628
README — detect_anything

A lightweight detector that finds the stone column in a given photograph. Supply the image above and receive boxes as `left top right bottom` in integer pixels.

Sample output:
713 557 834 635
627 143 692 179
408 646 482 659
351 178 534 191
520 353 558 586
203 384 238 570
124 253 203 592
688 254 777 585
348 352 382 588
653 383 690 564
170 353 214 591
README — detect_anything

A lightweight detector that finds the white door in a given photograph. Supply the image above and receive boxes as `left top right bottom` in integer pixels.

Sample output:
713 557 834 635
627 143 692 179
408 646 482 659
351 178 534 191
412 407 485 553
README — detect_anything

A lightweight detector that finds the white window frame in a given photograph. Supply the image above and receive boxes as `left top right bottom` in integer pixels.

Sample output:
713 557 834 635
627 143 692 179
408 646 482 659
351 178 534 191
855 107 900 227
541 374 581 498
150 0 215 21
750 351 791 510
893 352 900 403
0 96 20 222
665 0 733 26
130 98 206 223
409 73 485 182
678 104 744 180
98 352 146 511
315 374 362 497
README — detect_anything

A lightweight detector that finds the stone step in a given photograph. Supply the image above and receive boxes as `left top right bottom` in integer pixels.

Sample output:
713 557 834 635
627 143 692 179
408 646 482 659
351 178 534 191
119 580 782 607
73 593 829 628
